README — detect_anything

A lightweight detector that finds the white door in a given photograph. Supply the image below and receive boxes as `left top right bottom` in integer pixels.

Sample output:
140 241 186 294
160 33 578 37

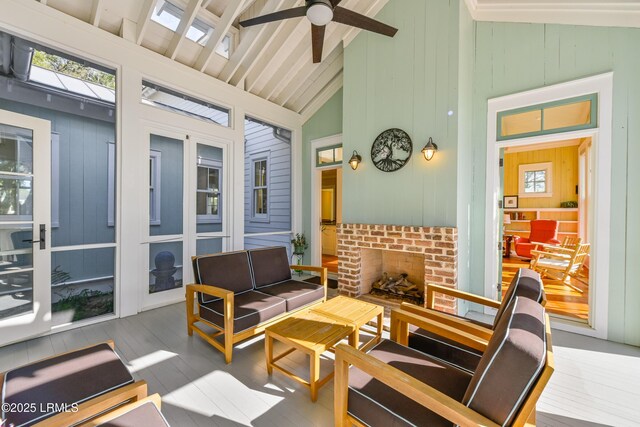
0 110 51 346
141 127 229 311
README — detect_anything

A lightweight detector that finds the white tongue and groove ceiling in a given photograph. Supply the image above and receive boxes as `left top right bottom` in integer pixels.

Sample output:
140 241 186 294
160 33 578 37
35 0 640 118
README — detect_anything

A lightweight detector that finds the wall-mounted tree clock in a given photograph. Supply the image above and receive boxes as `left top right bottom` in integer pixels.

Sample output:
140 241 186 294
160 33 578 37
371 128 413 172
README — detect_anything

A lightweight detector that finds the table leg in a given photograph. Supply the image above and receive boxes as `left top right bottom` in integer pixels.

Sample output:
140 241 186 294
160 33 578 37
265 333 273 375
349 328 360 348
376 312 383 343
310 351 320 402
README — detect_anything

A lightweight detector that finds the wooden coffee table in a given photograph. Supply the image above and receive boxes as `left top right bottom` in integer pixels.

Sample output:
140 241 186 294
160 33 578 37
265 310 354 401
310 296 384 351
264 297 384 401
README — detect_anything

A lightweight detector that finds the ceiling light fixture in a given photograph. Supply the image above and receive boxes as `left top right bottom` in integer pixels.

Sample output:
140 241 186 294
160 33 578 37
306 0 333 26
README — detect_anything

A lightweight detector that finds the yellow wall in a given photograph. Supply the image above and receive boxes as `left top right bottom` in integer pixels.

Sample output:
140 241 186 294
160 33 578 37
504 144 579 209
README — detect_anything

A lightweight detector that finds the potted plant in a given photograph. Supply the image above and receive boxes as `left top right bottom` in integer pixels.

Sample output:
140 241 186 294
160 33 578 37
291 233 308 255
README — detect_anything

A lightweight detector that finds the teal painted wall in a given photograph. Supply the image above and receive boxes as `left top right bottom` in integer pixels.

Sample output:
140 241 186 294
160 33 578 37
342 0 460 227
301 88 343 263
470 23 640 346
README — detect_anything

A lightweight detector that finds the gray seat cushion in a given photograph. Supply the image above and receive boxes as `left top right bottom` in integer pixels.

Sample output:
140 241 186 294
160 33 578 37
248 247 292 288
1 343 134 427
199 290 286 333
493 268 544 328
193 251 254 303
463 297 547 426
96 401 170 427
348 339 472 427
256 279 324 311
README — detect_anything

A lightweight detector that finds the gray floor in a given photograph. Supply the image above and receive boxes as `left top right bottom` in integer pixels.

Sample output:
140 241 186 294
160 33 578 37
1 303 639 426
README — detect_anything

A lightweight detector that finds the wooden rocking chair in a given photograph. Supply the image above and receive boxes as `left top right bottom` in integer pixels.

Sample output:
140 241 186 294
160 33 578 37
530 242 590 293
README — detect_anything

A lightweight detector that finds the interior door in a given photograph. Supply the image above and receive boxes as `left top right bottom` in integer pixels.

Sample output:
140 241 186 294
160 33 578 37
0 110 51 346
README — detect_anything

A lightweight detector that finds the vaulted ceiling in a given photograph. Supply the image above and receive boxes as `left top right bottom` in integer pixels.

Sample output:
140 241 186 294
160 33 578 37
35 0 389 118
33 0 640 118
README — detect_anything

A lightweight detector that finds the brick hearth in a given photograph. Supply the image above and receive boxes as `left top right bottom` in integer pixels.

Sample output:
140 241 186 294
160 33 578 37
337 224 458 313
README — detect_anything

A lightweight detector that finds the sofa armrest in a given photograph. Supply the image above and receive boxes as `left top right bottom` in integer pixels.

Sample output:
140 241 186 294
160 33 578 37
390 307 490 351
425 283 501 310
334 344 499 427
186 283 234 300
295 265 328 299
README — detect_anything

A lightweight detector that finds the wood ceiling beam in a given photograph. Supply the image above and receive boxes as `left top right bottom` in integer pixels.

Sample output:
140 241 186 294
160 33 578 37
286 44 343 111
216 0 294 83
136 0 157 45
90 0 104 26
166 0 204 60
228 7 305 87
194 0 246 72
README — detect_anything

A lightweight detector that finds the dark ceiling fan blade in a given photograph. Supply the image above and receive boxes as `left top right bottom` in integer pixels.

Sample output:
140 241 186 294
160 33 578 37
332 7 398 37
311 24 326 63
239 6 306 27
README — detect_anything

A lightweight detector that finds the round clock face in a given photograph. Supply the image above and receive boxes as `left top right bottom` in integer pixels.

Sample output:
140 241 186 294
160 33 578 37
371 128 413 172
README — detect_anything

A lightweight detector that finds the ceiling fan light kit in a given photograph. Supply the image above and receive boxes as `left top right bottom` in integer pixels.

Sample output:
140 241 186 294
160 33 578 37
307 0 333 26
239 0 398 64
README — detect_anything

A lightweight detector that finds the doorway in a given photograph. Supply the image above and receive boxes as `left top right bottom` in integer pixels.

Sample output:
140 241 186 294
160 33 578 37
501 138 591 322
485 73 612 339
320 168 342 274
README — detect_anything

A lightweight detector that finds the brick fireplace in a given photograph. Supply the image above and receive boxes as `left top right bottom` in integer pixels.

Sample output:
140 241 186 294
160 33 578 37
337 224 458 313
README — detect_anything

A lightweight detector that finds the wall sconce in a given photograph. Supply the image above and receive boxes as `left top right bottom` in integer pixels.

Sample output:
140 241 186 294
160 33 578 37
421 137 438 161
348 150 362 170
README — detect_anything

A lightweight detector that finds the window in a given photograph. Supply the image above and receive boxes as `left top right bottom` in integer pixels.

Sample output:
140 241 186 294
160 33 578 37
51 133 60 227
252 157 269 220
498 94 597 141
316 145 343 166
107 142 115 227
141 81 230 127
149 150 161 225
519 162 552 198
151 0 232 58
197 158 222 223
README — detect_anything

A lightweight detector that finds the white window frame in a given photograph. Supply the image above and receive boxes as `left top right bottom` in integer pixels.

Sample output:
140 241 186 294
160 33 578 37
251 154 270 222
107 142 115 227
518 162 552 198
196 157 222 224
149 149 161 226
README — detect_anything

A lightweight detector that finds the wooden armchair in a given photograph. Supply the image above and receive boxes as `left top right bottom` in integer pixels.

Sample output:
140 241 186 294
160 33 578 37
530 242 590 293
335 297 554 426
398 268 545 372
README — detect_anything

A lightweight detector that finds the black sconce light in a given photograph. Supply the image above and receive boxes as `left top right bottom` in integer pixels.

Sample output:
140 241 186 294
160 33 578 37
348 150 362 170
421 137 438 161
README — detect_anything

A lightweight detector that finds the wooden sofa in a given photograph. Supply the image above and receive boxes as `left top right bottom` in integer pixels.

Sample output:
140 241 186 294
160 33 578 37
186 246 327 363
335 297 554 426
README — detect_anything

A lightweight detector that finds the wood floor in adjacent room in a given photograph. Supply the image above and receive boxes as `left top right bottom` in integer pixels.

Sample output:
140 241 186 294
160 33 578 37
502 257 589 321
1 303 639 426
322 255 338 274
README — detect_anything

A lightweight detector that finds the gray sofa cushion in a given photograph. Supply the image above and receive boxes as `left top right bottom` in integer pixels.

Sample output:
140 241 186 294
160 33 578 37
463 297 547 426
256 279 324 311
193 251 254 303
248 247 292 288
96 401 170 427
347 339 472 427
493 268 544 328
2 343 133 427
408 325 483 373
199 290 286 333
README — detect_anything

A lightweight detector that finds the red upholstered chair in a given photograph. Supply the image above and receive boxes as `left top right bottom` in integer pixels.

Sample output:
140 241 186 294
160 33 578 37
514 220 560 258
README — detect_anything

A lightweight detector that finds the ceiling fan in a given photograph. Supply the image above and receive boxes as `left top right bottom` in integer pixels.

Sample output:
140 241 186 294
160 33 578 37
239 0 398 63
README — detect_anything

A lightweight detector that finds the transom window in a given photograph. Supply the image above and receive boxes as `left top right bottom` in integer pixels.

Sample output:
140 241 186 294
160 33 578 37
252 158 268 219
519 162 552 198
316 145 343 166
197 158 222 223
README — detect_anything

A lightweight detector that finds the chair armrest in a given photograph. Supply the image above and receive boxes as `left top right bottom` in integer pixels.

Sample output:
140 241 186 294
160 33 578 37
533 252 571 260
186 284 234 300
514 237 530 244
334 344 499 427
391 307 491 351
425 284 501 310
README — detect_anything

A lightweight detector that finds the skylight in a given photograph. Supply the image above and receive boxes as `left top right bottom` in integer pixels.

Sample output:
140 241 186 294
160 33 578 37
151 0 231 59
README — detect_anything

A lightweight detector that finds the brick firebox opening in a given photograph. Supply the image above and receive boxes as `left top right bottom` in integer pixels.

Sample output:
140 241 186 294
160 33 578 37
337 224 458 313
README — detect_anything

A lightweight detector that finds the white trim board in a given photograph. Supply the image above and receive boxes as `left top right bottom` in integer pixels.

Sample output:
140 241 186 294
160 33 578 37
485 72 612 340
465 0 640 28
310 134 343 267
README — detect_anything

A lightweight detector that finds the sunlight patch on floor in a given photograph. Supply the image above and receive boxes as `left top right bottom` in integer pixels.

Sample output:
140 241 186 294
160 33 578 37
127 350 178 373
